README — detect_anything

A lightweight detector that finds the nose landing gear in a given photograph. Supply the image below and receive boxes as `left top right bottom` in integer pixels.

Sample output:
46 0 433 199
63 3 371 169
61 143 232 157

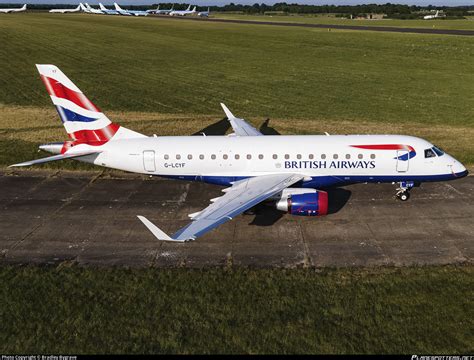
395 181 415 201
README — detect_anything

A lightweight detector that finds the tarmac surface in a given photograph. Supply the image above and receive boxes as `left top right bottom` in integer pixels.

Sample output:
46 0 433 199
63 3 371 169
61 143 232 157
155 15 474 37
0 170 472 268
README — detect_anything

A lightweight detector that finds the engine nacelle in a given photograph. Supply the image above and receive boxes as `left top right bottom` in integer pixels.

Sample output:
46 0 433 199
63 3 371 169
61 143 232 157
276 190 328 216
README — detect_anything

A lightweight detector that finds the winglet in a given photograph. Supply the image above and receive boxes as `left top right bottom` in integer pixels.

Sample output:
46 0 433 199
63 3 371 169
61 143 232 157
220 103 236 120
137 216 185 242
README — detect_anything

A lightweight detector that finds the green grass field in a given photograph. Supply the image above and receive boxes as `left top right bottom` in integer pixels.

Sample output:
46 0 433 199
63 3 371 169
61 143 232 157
0 265 472 354
0 13 473 168
214 13 474 30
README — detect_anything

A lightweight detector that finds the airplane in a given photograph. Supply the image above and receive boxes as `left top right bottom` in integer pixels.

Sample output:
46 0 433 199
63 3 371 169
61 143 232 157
169 5 197 16
49 4 82 13
84 3 104 14
198 7 210 17
423 10 441 20
114 2 148 16
99 3 119 15
0 4 26 13
11 65 468 242
149 5 174 15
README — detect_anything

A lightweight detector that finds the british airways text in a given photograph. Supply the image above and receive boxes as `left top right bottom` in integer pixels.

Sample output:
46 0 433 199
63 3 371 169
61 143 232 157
284 160 376 169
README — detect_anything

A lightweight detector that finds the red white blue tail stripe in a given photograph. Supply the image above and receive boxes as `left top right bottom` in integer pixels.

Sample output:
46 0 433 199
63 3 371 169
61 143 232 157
351 144 416 161
37 64 120 145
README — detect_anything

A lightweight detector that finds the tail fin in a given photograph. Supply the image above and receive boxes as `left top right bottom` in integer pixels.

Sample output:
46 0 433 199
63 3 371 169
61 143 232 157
99 3 107 11
36 64 144 145
114 2 123 11
186 4 191 10
192 6 196 12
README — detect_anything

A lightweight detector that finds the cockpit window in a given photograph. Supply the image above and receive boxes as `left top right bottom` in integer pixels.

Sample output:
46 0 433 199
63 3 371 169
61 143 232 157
425 148 436 158
432 146 444 156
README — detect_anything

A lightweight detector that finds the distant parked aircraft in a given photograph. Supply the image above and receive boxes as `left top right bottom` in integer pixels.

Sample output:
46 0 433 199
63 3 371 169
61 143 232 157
49 4 82 13
169 5 197 16
423 10 441 20
0 4 26 13
198 7 210 17
150 4 174 15
84 3 103 14
114 2 148 16
99 3 119 15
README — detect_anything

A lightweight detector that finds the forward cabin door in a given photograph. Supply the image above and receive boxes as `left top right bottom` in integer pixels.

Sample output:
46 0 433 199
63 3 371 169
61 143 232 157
143 150 156 172
396 150 409 172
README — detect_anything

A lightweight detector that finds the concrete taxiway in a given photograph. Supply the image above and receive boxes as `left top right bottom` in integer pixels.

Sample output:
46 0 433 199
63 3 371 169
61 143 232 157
0 170 472 268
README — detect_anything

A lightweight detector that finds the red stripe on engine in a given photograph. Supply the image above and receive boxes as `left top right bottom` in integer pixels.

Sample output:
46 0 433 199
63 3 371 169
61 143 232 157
318 191 328 216
69 123 120 144
40 75 101 112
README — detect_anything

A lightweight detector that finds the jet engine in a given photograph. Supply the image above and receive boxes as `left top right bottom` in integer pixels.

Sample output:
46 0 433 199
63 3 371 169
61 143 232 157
274 188 328 216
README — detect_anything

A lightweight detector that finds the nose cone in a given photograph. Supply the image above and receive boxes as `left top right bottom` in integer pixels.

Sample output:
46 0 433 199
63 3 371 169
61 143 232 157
450 160 468 179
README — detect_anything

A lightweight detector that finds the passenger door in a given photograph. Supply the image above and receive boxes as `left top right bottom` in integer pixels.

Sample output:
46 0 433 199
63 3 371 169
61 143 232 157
143 150 156 172
396 150 409 172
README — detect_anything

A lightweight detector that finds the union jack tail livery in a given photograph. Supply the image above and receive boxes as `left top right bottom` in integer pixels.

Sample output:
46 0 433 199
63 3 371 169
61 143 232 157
36 64 143 146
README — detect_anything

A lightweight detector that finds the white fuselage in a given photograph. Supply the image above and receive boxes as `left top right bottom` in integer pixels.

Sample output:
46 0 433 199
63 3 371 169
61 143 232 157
0 4 26 13
71 134 466 187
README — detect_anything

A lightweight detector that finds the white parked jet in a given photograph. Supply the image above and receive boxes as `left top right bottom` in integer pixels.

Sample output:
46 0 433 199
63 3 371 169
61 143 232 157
198 7 210 17
12 65 468 242
423 10 441 20
84 3 103 14
114 2 148 16
99 3 119 15
169 4 196 16
0 4 26 13
150 5 174 15
49 4 82 13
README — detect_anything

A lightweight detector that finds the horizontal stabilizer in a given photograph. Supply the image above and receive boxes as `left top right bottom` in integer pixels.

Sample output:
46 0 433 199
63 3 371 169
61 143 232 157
9 150 101 167
137 216 186 242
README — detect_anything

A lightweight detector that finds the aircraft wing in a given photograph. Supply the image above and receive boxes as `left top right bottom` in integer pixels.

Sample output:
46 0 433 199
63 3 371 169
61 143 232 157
220 103 263 136
138 173 304 241
9 150 101 167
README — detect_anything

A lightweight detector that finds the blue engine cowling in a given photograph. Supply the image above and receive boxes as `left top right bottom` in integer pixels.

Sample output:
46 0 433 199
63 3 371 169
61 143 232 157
288 191 328 216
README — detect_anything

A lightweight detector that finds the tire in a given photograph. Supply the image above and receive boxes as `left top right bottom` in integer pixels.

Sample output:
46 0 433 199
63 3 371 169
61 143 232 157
399 192 410 201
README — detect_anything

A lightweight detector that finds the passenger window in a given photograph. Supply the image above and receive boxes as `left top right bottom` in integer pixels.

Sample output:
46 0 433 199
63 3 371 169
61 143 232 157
188 154 192 160
199 154 204 160
358 154 363 159
297 154 302 159
333 154 338 159
176 154 181 160
273 154 278 159
425 149 436 158
235 154 240 160
247 154 252 160
321 154 326 159
309 154 314 160
164 154 169 160
223 154 228 160
284 154 290 160
211 154 216 160
370 154 376 159
346 154 351 159
259 154 264 160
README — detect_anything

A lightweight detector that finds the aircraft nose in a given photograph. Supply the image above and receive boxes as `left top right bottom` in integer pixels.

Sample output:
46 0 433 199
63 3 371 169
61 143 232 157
449 160 468 178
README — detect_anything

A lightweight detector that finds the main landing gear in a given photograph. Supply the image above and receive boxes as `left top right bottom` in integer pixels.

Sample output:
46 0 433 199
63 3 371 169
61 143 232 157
395 181 416 201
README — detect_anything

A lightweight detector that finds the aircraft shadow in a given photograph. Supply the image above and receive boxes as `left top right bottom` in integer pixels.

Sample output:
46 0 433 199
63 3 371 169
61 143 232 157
192 118 230 136
259 119 281 135
192 117 281 136
248 188 352 227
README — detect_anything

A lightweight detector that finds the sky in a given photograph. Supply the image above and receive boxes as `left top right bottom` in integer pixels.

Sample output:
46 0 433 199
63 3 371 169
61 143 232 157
3 0 472 6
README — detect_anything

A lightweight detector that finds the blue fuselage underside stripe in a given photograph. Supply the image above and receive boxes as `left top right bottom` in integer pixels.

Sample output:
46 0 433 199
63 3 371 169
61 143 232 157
159 171 468 188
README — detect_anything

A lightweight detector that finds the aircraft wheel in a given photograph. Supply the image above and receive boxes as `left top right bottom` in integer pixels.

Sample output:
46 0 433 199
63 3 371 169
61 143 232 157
398 192 410 201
